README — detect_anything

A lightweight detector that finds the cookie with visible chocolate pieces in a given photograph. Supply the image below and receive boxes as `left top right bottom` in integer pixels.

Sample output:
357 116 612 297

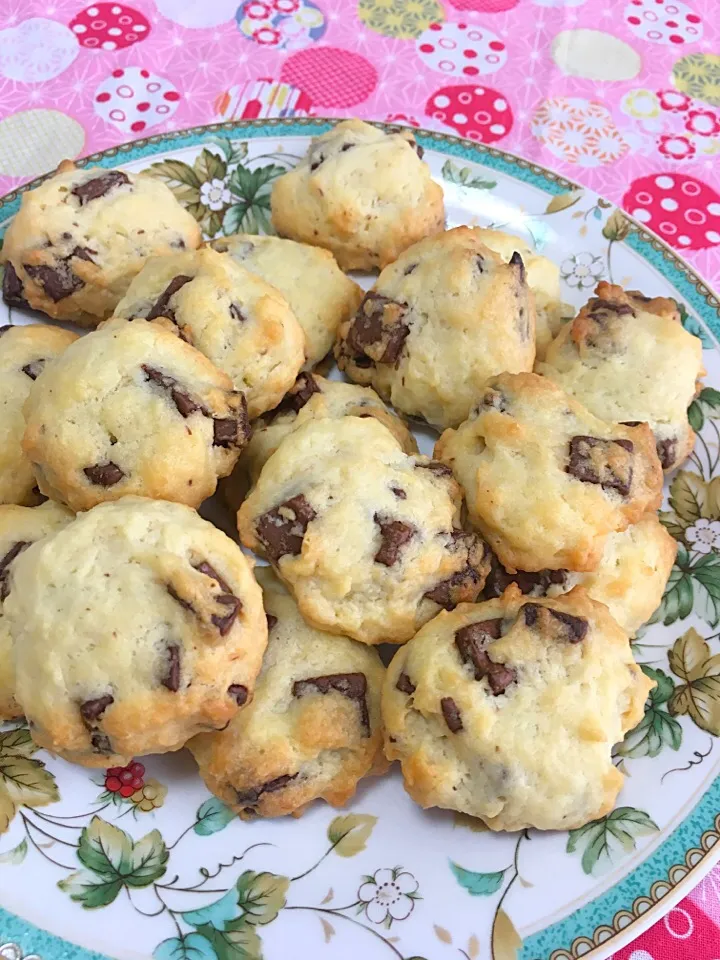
209 234 363 369
189 568 386 819
538 282 705 471
221 373 417 512
0 501 73 720
1 162 200 326
237 417 490 645
270 119 444 271
383 585 653 831
23 318 249 512
0 323 79 506
434 372 664 572
4 497 267 767
335 227 536 429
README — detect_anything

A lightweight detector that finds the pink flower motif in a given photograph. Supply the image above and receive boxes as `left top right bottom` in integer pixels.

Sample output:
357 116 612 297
685 109 720 138
658 134 696 160
385 113 420 128
658 89 692 113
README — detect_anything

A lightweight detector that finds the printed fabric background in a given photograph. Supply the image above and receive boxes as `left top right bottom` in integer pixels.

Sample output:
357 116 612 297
0 1 719 958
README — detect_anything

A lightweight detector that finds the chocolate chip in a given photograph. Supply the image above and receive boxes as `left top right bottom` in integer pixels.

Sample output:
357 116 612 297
193 561 242 635
236 772 299 806
214 394 249 449
228 684 248 706
84 461 124 486
256 494 316 562
391 486 407 499
476 256 485 272
71 170 130 205
70 246 96 263
142 365 204 419
293 672 370 735
441 697 463 733
194 560 232 594
171 238 185 250
396 672 416 695
24 261 83 302
587 299 636 322
229 303 246 323
417 460 453 479
0 541 30 602
161 645 181 692
343 292 410 367
145 275 193 323
80 694 114 724
167 584 194 612
413 141 424 160
22 359 46 381
340 143 355 153
657 438 677 470
484 554 568 600
566 435 634 497
424 532 490 609
274 373 320 416
404 263 418 276
266 613 278 630
2 262 27 307
480 387 508 413
455 621 516 695
522 603 588 643
509 250 526 282
373 514 415 566
621 420 643 427
91 732 113 754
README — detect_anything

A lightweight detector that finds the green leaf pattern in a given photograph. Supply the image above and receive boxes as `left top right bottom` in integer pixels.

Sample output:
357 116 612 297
566 808 659 876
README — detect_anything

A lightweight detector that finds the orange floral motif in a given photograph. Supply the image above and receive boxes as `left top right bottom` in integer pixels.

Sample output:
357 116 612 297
531 97 629 167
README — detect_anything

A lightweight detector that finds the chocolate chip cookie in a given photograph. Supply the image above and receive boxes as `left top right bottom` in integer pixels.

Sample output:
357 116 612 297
4 497 267 766
112 247 305 418
189 568 386 819
237 417 490 645
209 234 363 369
23 318 248 512
483 512 677 636
0 323 78 505
335 226 536 429
383 585 653 831
434 373 664 572
270 119 445 271
0 500 73 720
538 282 705 472
2 161 201 326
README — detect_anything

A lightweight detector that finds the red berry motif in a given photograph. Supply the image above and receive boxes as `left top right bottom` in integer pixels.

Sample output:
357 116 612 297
104 760 145 797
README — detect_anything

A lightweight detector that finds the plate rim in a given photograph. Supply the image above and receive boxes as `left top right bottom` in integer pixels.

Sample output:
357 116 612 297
0 117 719 960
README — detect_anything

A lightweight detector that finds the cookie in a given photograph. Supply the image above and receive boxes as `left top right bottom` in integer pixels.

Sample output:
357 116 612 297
270 119 445 271
537 282 705 472
335 227 536 429
23 318 249 512
383 585 653 831
189 568 386 819
435 373 664 572
0 323 78 505
222 373 418 512
0 501 73 720
111 247 305 419
2 161 201 326
237 417 491 645
4 497 267 767
484 513 677 636
469 227 567 357
209 234 363 369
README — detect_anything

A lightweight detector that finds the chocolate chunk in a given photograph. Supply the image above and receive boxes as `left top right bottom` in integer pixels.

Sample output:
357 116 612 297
142 365 203 419
587 299 635 322
293 672 370 735
417 460 453 479
256 494 316 562
396 672 416 695
80 694 114 724
455 621 516 695
193 560 242 635
194 560 233 594
373 515 415 566
275 373 321 416
391 486 407 499
70 246 96 263
91 732 113 754
167 584 194 612
657 437 677 470
3 262 27 307
0 541 30 602
424 532 490 609
441 697 463 733
229 303 246 323
214 394 249 449
228 684 248 706
22 359 46 381
145 275 193 322
484 554 568 599
24 261 83 302
566 435 634 497
344 292 410 367
266 613 278 631
161 645 181 692
480 387 508 413
522 603 588 643
236 772 298 806
404 263 418 276
413 141 424 160
621 420 643 427
71 170 130 205
509 250 526 283
84 461 124 487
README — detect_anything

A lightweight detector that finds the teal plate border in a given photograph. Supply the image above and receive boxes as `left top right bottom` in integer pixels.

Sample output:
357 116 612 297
1 118 719 960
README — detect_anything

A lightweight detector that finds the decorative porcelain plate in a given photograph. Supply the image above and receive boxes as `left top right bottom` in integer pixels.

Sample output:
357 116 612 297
1 119 719 960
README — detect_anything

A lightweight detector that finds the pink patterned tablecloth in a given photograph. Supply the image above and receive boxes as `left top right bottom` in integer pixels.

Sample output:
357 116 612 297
0 1 719 957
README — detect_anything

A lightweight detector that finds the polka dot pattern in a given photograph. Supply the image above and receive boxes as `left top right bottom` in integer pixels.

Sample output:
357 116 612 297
624 0 703 46
280 46 378 107
624 172 720 249
416 20 508 77
69 3 150 50
93 66 180 134
425 84 513 142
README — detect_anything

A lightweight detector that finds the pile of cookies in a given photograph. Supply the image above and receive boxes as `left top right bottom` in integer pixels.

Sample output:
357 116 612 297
0 120 705 831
